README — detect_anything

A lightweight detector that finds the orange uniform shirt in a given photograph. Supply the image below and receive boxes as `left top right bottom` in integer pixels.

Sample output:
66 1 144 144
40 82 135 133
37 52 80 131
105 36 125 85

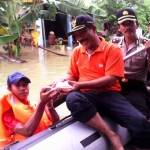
68 38 124 92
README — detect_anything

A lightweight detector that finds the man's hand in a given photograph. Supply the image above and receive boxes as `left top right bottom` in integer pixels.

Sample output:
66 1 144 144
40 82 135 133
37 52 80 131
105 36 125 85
68 81 82 91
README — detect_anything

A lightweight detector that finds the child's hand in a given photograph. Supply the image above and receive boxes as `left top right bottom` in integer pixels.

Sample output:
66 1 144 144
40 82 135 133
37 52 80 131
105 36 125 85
40 87 59 105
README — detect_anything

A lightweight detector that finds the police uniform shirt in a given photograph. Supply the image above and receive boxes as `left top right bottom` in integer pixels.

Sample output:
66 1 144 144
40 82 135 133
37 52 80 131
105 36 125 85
117 36 148 81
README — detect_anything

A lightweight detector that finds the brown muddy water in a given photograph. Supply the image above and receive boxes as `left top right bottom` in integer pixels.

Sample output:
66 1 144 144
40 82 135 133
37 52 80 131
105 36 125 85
0 46 71 117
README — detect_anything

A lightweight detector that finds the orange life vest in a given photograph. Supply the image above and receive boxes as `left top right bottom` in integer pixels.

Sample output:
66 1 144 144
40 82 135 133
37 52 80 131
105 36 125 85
0 93 53 148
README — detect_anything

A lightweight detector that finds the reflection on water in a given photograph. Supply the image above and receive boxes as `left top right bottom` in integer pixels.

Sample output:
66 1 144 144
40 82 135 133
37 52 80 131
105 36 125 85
0 47 71 117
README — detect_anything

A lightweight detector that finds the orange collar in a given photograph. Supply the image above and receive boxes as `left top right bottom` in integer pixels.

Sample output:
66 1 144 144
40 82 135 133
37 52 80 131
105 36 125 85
81 37 108 54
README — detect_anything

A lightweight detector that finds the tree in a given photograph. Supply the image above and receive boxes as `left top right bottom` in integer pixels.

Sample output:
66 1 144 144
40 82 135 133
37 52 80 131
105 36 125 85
0 0 57 57
92 0 150 34
0 0 23 57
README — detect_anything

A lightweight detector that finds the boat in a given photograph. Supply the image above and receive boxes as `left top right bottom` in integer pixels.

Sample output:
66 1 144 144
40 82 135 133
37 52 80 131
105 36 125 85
4 115 129 150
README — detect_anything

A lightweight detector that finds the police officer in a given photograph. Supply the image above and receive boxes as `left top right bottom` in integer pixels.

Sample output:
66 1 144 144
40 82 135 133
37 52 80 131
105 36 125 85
115 8 150 118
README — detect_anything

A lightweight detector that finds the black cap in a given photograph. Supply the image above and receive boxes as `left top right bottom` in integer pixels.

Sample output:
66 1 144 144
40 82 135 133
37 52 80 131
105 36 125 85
116 8 137 24
7 72 31 87
67 15 94 36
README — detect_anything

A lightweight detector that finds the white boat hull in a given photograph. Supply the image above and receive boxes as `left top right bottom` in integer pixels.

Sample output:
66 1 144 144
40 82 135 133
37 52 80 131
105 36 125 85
5 117 130 150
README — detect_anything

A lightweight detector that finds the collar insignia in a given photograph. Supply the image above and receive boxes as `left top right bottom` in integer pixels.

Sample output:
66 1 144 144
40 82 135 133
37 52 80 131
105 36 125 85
123 10 129 15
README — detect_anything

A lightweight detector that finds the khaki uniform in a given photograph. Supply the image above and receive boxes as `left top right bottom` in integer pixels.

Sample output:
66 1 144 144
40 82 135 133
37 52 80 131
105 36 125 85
117 36 148 82
113 36 150 118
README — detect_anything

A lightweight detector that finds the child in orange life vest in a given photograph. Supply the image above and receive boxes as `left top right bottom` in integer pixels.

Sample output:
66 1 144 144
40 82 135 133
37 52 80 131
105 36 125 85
0 72 59 148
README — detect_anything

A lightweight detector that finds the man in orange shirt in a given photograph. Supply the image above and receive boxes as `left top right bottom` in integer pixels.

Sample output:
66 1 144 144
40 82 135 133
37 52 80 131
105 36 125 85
50 15 125 150
0 72 59 148
50 15 150 149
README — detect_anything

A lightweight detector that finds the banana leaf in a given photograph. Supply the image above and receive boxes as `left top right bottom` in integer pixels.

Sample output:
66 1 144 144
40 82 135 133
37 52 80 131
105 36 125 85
0 26 8 35
0 33 19 44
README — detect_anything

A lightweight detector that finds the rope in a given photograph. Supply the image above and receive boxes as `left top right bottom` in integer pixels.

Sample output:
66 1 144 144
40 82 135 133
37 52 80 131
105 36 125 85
38 46 69 57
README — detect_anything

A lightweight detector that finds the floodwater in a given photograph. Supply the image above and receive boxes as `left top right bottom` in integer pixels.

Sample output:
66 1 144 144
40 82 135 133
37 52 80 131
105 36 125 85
0 46 71 117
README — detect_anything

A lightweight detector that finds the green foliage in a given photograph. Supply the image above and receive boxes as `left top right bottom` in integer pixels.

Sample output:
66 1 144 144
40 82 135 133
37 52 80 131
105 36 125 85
136 4 150 32
55 0 87 16
0 0 59 57
0 0 21 35
0 34 19 44
39 2 57 20
59 0 87 9
92 0 150 34
0 0 39 56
